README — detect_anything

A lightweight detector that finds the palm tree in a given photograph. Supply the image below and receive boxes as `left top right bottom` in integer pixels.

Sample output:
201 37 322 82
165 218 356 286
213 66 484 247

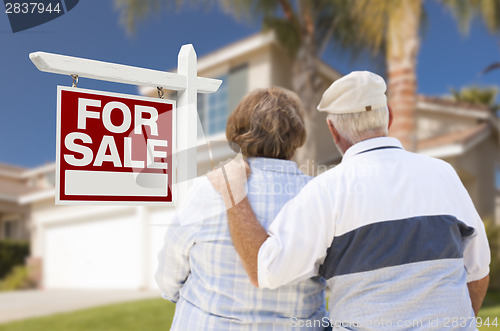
450 85 499 112
114 0 383 172
116 0 500 155
350 0 500 150
482 41 500 75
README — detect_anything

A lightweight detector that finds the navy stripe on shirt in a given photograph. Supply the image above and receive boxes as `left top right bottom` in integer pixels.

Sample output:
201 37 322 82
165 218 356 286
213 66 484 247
318 214 475 279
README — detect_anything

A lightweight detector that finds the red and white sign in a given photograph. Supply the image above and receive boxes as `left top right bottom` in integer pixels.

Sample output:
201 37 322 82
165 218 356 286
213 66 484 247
56 86 175 205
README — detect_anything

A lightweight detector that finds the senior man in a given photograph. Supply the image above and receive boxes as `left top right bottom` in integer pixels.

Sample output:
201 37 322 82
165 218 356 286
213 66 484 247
209 71 490 330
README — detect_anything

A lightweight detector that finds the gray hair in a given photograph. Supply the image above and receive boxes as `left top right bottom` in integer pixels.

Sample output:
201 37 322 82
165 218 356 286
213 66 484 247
327 106 389 144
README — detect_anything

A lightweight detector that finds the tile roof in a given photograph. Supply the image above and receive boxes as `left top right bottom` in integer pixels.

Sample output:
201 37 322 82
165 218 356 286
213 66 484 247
417 122 490 151
0 163 55 203
417 95 491 112
0 162 27 175
0 178 40 197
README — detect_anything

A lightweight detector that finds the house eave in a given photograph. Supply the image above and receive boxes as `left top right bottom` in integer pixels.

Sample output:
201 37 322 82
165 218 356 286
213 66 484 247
0 163 55 180
417 100 490 120
0 189 55 205
316 60 342 82
419 126 491 158
18 189 55 205
139 32 276 96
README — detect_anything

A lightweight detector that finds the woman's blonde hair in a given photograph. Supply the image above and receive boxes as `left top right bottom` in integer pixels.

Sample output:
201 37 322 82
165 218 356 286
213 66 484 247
226 87 306 160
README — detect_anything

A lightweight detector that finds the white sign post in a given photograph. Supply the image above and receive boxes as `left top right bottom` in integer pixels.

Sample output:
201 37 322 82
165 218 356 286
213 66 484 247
30 45 222 205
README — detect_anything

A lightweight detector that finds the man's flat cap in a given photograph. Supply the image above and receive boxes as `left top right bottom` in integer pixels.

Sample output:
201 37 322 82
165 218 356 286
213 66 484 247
317 71 387 114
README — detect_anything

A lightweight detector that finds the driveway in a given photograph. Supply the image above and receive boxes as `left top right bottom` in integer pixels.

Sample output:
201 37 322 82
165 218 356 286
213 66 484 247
0 289 159 324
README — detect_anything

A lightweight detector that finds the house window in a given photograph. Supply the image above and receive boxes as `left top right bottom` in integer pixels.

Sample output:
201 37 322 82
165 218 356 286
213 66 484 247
227 64 249 115
197 63 249 137
496 164 500 190
3 220 18 239
45 171 55 187
198 74 228 137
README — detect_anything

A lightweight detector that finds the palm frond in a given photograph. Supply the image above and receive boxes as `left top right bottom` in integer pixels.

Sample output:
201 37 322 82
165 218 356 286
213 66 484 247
219 0 280 22
262 17 301 55
439 0 500 34
482 62 500 75
114 0 217 33
450 85 498 107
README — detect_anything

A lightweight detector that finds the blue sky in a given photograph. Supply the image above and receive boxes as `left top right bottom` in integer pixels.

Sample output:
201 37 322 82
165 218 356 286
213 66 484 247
0 1 499 168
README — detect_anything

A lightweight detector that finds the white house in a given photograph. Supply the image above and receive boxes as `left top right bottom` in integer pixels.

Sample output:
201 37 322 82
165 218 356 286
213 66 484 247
0 32 498 290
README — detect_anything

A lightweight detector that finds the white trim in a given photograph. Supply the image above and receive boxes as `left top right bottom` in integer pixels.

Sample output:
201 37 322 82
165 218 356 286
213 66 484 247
197 32 275 72
37 205 136 226
417 100 490 120
419 127 491 158
0 189 55 205
140 32 343 97
0 193 18 203
0 163 55 180
463 126 492 152
22 163 56 178
419 144 465 159
30 51 221 94
139 32 276 96
316 60 342 81
18 189 55 205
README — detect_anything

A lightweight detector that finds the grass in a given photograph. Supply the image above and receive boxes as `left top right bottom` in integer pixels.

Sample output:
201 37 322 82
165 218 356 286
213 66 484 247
0 299 176 331
0 292 498 331
479 305 500 330
479 291 500 330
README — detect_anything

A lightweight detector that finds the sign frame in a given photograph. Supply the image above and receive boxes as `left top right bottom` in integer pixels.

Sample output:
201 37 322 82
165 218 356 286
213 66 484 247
55 86 176 206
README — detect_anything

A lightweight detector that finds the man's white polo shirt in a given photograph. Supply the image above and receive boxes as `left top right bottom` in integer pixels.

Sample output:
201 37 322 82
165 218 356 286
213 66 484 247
257 137 490 330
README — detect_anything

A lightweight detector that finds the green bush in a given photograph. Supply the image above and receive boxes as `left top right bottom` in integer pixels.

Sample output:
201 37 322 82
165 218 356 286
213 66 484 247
0 265 37 291
0 240 29 280
484 218 500 290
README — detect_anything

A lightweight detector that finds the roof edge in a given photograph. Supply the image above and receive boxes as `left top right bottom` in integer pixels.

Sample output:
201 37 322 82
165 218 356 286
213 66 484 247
417 97 491 120
139 31 276 96
419 125 492 158
0 162 55 180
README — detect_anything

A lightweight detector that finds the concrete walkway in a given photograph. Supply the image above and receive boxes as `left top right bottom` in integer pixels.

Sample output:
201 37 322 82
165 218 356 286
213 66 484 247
0 289 159 324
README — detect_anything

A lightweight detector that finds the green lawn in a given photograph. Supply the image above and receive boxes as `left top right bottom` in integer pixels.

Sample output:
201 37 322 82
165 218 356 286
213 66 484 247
0 299 176 331
480 291 500 330
479 305 500 330
0 293 498 331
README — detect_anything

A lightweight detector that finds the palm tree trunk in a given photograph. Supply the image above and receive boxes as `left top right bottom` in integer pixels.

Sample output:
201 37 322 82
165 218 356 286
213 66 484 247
292 34 325 175
387 0 421 151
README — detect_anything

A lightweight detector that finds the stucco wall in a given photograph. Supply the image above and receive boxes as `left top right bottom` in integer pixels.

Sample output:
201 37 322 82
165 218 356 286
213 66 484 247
417 110 478 141
448 136 498 220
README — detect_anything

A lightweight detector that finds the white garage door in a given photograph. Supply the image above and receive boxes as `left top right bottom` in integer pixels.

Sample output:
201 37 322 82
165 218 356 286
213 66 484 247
44 212 144 289
148 208 176 289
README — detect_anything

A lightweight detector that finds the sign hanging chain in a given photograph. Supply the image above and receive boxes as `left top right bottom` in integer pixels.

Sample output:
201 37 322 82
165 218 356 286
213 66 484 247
157 86 164 99
71 74 78 88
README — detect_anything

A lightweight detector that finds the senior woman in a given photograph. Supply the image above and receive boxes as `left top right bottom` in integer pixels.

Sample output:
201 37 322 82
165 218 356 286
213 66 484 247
155 87 327 330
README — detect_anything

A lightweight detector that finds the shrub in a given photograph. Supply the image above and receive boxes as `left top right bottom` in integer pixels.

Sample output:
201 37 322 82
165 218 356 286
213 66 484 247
0 265 37 291
0 240 29 280
484 218 500 290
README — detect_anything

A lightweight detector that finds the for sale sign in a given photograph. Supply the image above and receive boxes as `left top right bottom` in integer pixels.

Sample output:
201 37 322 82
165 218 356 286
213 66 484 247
56 86 175 205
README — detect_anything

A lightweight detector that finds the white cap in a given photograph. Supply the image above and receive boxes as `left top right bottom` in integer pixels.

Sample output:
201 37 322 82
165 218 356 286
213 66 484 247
317 71 387 114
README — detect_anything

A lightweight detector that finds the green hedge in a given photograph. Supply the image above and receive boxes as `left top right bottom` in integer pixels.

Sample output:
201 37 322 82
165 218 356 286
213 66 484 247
0 240 29 280
484 219 500 290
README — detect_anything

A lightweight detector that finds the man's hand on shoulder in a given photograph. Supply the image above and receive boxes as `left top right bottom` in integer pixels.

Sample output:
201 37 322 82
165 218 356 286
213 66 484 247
207 153 251 208
207 154 265 287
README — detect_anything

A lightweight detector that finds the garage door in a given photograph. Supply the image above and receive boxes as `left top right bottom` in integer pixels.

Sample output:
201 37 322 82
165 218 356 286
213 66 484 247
44 211 144 289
